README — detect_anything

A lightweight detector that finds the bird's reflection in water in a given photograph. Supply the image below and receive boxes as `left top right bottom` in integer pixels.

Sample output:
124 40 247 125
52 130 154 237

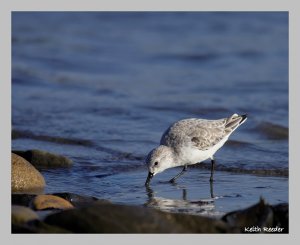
144 182 217 216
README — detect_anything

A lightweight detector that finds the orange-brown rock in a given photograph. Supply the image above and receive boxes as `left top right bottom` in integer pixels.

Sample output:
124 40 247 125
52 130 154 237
33 195 74 210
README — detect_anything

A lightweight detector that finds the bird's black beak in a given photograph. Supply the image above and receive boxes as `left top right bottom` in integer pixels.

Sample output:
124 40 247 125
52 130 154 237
145 172 154 186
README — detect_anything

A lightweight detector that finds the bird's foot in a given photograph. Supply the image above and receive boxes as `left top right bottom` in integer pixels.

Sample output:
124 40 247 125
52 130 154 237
169 179 176 184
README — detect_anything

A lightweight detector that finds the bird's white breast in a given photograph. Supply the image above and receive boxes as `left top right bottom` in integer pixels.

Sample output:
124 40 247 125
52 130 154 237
177 135 229 166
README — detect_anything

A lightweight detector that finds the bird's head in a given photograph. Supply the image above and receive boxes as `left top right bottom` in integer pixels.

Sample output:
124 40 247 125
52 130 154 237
145 145 175 186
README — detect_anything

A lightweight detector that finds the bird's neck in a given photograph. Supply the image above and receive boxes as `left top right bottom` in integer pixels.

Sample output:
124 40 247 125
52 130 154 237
169 149 182 168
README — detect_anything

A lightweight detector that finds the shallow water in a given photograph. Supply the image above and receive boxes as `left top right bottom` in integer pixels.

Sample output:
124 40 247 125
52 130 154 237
12 12 288 216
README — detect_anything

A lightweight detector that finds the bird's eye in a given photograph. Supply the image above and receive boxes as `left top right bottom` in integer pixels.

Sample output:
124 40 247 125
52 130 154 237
154 161 158 166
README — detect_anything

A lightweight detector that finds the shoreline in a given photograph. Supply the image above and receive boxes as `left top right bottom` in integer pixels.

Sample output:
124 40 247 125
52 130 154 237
12 192 288 234
11 149 289 233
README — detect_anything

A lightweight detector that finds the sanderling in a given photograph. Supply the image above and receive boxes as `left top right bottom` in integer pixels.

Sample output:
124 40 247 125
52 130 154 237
145 113 247 186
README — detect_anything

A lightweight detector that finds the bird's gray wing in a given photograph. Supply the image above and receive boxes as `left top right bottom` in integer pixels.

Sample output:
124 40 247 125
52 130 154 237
160 118 226 150
187 121 227 150
161 114 245 151
188 114 246 150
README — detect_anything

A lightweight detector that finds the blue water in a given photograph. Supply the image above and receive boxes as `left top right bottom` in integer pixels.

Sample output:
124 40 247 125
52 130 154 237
12 12 288 216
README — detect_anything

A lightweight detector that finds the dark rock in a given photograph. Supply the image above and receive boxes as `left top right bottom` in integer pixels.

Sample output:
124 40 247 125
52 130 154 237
12 194 36 206
271 203 289 233
12 149 72 168
222 198 288 233
222 198 273 229
32 195 74 210
11 153 45 193
12 205 39 225
12 223 37 233
166 212 233 233
11 193 289 234
44 201 232 233
12 220 71 233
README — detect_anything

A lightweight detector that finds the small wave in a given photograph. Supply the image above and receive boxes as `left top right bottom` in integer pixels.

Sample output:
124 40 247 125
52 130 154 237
12 129 145 165
223 194 242 198
85 107 130 116
81 161 146 177
191 162 288 177
12 129 95 147
226 139 253 148
155 52 220 63
236 50 262 59
94 173 114 179
143 105 230 117
255 122 288 140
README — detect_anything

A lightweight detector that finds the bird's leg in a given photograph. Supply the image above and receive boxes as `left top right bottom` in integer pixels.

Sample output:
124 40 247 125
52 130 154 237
209 158 216 182
210 180 214 198
169 165 187 183
183 188 187 200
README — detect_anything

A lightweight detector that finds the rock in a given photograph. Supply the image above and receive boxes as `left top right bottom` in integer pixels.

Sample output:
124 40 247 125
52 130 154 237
51 192 105 208
167 212 233 233
11 193 289 234
222 198 274 233
12 194 65 219
11 153 46 193
12 149 72 168
12 192 103 209
12 205 39 225
44 201 232 233
12 194 36 207
271 203 289 233
12 220 71 233
32 195 74 210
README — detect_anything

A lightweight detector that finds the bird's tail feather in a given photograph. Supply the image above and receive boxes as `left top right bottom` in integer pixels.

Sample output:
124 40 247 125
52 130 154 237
225 114 247 133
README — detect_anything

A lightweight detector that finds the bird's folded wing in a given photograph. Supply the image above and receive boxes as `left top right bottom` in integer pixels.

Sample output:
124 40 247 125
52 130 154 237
188 123 226 151
188 115 245 150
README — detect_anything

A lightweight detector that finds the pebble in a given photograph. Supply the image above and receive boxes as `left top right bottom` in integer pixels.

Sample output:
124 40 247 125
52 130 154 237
12 205 39 225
